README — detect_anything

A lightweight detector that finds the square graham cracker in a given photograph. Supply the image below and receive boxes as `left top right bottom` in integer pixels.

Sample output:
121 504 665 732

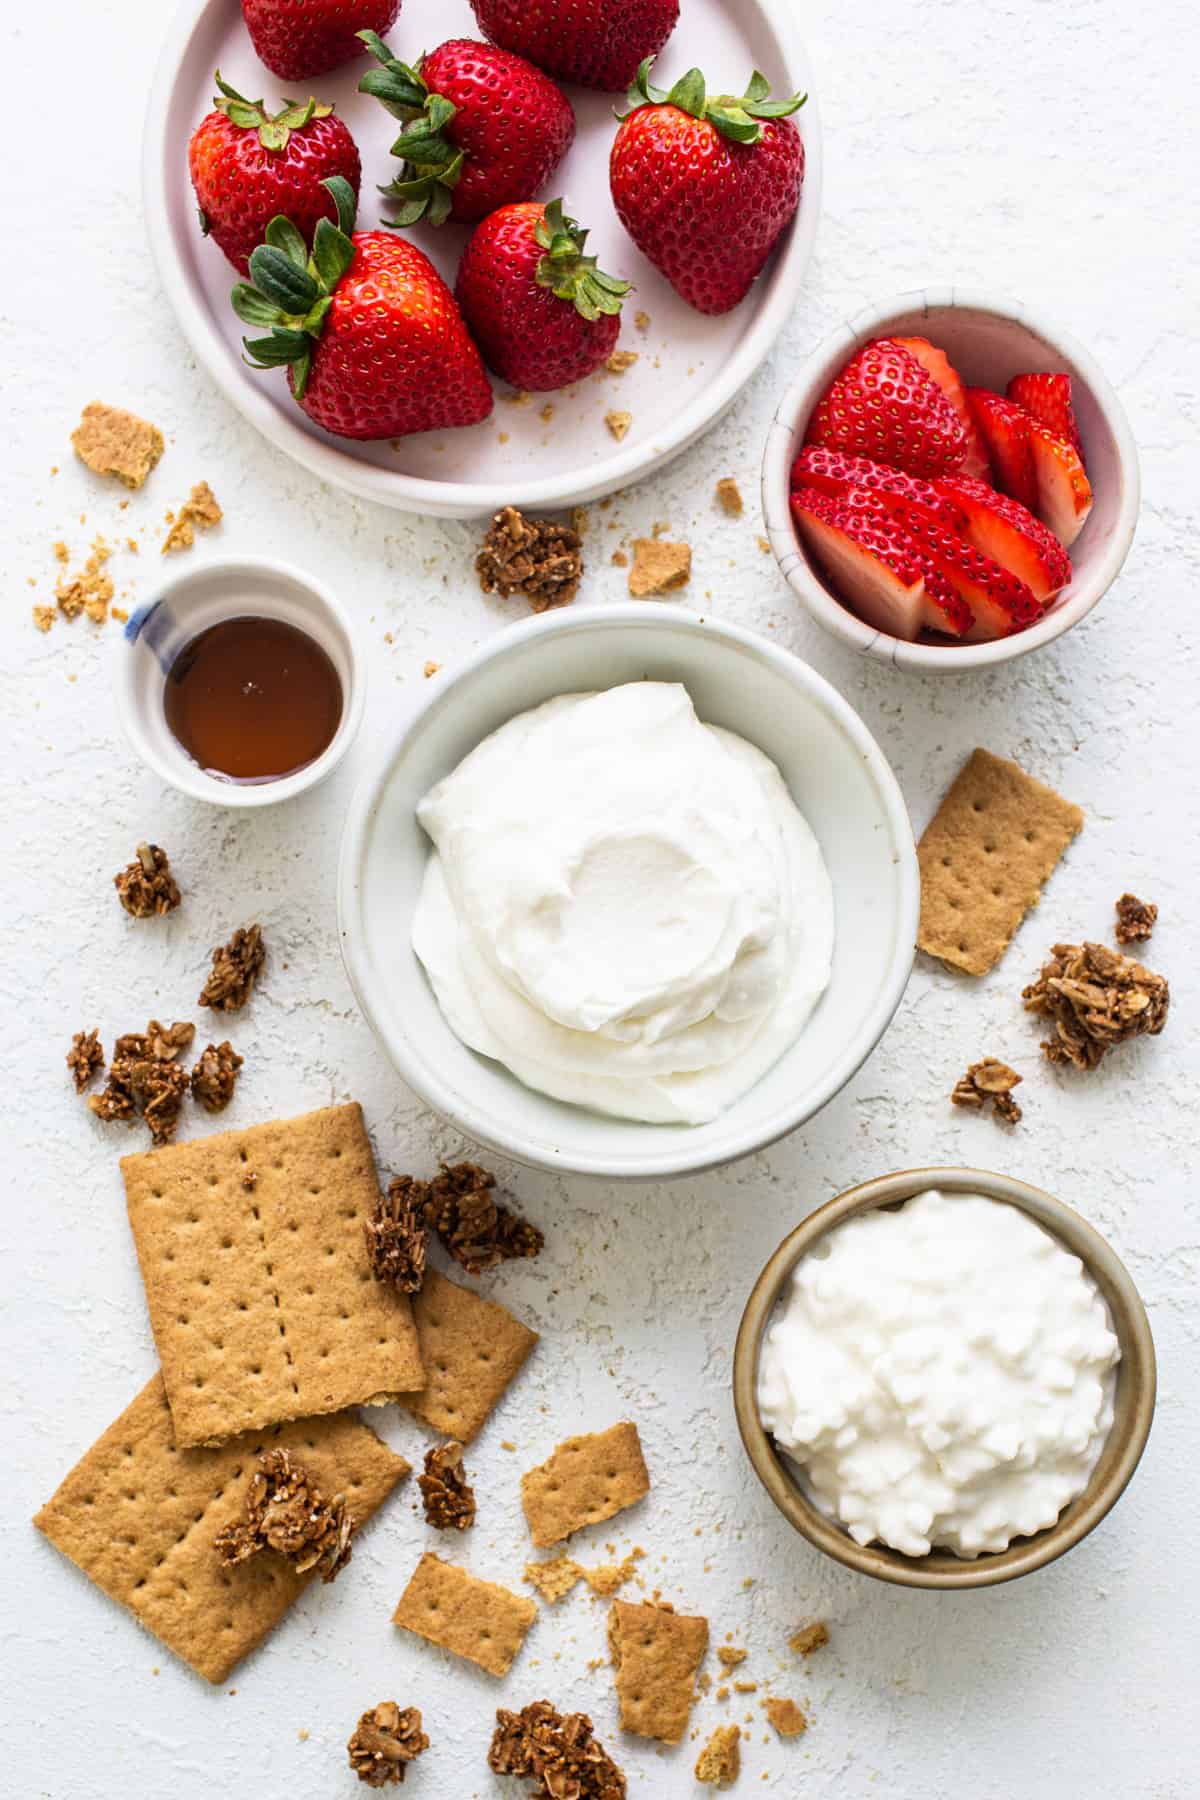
34 1373 409 1684
393 1551 536 1677
400 1270 537 1445
609 1599 708 1743
917 748 1083 975
122 1103 423 1447
521 1422 649 1548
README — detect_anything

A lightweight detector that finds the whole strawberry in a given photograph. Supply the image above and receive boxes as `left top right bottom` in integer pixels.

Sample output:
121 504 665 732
610 60 806 315
469 0 678 92
242 0 400 80
231 178 494 438
189 74 361 276
456 199 630 390
358 33 574 226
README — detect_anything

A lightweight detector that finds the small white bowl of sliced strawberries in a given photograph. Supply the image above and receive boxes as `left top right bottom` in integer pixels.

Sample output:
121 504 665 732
763 291 1140 670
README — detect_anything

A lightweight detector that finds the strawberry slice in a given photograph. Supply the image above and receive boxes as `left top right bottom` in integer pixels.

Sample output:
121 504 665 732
805 337 968 480
886 499 1044 642
1006 372 1083 456
1027 425 1093 548
934 474 1072 603
965 389 1038 510
792 486 973 640
894 335 991 481
790 445 967 530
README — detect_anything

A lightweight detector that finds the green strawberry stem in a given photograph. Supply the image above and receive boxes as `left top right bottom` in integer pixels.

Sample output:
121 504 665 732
534 201 631 322
616 57 806 145
229 177 358 400
212 70 334 152
356 30 464 228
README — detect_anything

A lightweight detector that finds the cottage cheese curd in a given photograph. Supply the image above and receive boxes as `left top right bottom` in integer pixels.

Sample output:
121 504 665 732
758 1190 1120 1557
411 682 835 1124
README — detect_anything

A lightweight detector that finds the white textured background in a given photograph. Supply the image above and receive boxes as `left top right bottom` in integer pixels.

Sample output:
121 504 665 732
3 0 1197 1795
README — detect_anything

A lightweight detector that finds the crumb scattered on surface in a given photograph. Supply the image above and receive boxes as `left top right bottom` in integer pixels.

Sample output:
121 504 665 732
347 1702 429 1788
67 1029 104 1093
1115 892 1158 944
162 481 223 554
628 538 691 599
190 1041 243 1113
715 478 744 517
540 403 555 424
611 549 628 567
695 1724 740 1786
717 1647 747 1669
71 402 164 489
56 536 114 624
605 350 639 375
199 923 265 1012
525 1556 583 1604
756 535 771 555
570 505 590 538
418 1440 476 1532
115 843 181 919
764 1698 807 1739
951 1057 1023 1123
423 660 440 677
1023 940 1170 1070
634 311 651 332
733 1682 757 1695
504 389 533 407
215 1447 353 1583
32 604 55 632
477 506 582 613
788 1622 828 1658
605 410 632 442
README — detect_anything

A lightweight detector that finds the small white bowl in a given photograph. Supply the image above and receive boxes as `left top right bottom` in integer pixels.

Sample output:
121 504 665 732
762 289 1140 672
111 555 365 807
337 604 919 1180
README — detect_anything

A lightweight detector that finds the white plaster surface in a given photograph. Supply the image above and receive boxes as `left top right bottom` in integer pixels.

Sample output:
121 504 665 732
2 0 1197 1795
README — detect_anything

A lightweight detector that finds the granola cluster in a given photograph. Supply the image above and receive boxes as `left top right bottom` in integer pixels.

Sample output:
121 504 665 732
67 1028 104 1093
422 1161 544 1276
114 844 182 918
489 1701 626 1800
199 923 265 1012
476 506 583 612
87 1020 196 1145
951 1057 1023 1123
347 1702 429 1788
1023 940 1170 1071
190 1041 243 1113
1115 892 1158 945
418 1440 476 1532
215 1448 353 1584
365 1177 428 1292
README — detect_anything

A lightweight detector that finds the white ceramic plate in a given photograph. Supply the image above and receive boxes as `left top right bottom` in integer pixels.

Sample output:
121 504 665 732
144 0 822 518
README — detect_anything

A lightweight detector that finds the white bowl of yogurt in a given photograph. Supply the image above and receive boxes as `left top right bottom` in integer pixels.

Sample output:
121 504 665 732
337 604 918 1179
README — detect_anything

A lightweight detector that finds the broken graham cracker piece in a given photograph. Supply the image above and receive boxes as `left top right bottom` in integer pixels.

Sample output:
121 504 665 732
715 477 744 517
521 1422 649 1549
788 1620 829 1656
764 1697 807 1739
608 1599 708 1743
393 1551 535 1677
162 481 223 555
347 1702 428 1789
122 1102 423 1448
400 1268 537 1444
604 409 632 441
34 1372 407 1684
71 401 164 489
917 748 1083 975
695 1724 741 1786
628 538 691 599
716 1645 747 1669
525 1556 583 1604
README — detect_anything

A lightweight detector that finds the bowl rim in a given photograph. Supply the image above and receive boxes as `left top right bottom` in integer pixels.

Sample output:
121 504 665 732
761 287 1142 671
733 1165 1157 1588
336 601 920 1179
142 0 824 520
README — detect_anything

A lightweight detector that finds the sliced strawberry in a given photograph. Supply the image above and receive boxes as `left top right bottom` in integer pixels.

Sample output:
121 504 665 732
790 445 967 530
894 335 991 481
805 337 968 480
1006 372 1083 456
934 474 1071 603
1027 425 1093 548
886 499 1044 642
791 486 972 640
965 389 1039 511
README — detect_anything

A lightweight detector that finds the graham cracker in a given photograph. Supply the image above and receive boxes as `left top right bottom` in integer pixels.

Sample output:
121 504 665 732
917 748 1083 975
400 1269 537 1445
71 401 164 488
122 1103 423 1448
521 1422 649 1549
393 1551 536 1677
34 1373 408 1684
609 1599 708 1742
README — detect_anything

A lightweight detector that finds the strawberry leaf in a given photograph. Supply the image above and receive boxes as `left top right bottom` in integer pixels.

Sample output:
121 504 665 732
211 68 335 153
230 282 285 328
322 176 358 236
264 216 309 269
248 244 319 313
310 216 355 290
665 68 707 118
533 198 631 322
242 328 309 367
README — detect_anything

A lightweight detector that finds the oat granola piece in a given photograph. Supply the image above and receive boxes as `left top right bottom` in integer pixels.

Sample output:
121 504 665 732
88 1020 195 1143
489 1701 627 1800
366 1176 429 1293
199 923 265 1011
347 1702 429 1788
214 1447 353 1584
162 481 224 555
67 1029 104 1093
130 1058 190 1147
951 1057 1023 1123
605 409 632 441
419 1161 544 1275
764 1697 807 1739
628 538 692 598
418 1440 476 1531
71 402 164 489
695 1724 741 1786
1023 940 1170 1071
1115 892 1158 945
605 350 639 374
115 843 181 919
715 478 744 517
788 1621 828 1657
476 506 583 613
190 1041 243 1113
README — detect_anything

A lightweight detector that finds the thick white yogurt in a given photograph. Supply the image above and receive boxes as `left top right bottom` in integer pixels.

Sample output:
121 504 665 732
757 1190 1120 1557
412 682 834 1124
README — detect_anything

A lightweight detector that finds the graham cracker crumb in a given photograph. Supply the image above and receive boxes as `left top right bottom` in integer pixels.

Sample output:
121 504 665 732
163 481 223 555
570 506 590 537
56 536 114 623
525 1556 583 1604
764 1698 807 1739
756 535 771 555
71 402 164 489
788 1621 828 1657
628 539 691 599
733 1682 757 1694
505 389 533 407
540 402 555 423
32 605 55 633
605 410 632 442
715 478 744 517
605 350 639 375
54 540 69 562
695 1725 740 1785
423 661 441 677
717 1647 747 1669
634 311 651 332
611 549 628 567
112 606 129 623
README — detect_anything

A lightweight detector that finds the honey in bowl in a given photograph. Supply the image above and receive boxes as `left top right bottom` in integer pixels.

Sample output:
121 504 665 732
164 615 343 783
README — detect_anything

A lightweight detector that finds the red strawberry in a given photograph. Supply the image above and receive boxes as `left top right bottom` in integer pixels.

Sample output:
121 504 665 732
232 178 493 438
456 199 630 391
188 75 361 276
1007 372 1083 455
358 33 574 227
792 486 973 641
609 60 805 316
935 474 1071 602
790 446 967 531
469 0 678 92
242 0 399 80
966 389 1039 511
894 335 991 480
887 499 1044 641
1028 425 1093 548
806 339 968 480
